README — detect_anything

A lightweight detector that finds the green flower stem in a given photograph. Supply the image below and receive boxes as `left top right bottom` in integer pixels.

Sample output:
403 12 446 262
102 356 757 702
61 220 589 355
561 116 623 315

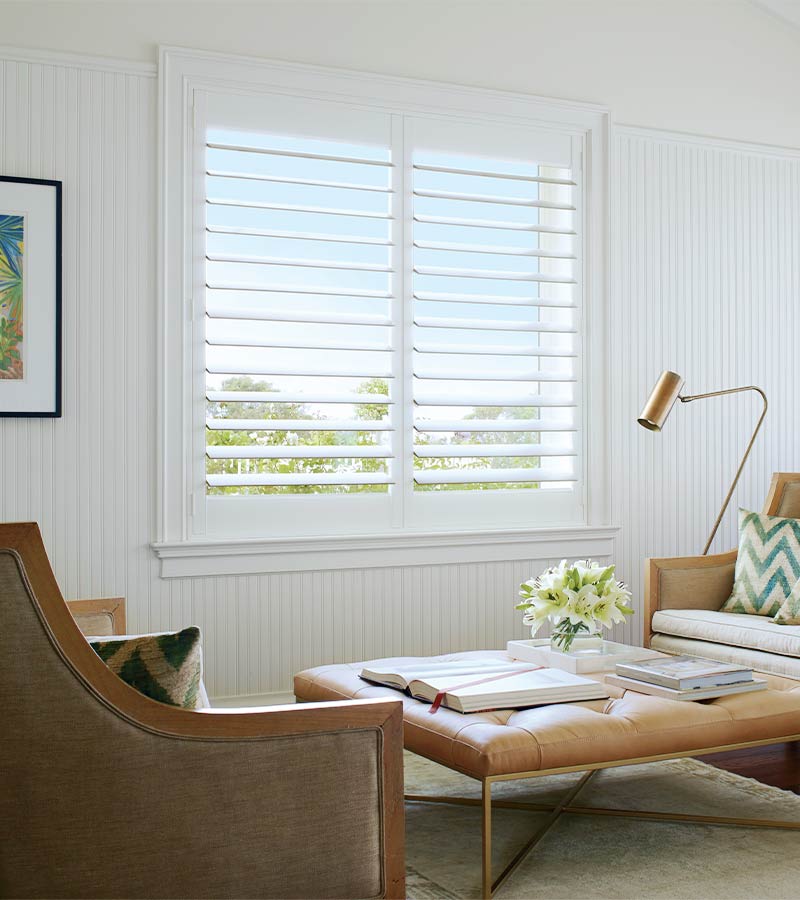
551 621 591 653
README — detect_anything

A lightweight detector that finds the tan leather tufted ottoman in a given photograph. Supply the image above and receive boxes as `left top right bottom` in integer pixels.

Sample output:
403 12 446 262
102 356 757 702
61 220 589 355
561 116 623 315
295 649 800 897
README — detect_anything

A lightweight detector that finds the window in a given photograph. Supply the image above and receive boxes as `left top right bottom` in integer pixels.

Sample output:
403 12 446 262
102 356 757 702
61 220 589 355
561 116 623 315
204 127 395 500
409 139 578 495
158 51 608 553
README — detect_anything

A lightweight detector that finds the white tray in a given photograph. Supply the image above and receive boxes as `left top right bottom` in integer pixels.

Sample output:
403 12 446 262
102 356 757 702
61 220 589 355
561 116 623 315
507 638 663 674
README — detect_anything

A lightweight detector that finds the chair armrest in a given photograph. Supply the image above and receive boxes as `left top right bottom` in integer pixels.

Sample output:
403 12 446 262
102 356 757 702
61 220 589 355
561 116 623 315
644 550 737 646
192 698 406 898
10 692 406 899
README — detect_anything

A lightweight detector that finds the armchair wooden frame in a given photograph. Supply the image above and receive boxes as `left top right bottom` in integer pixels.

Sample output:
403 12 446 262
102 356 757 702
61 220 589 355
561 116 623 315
2 522 406 899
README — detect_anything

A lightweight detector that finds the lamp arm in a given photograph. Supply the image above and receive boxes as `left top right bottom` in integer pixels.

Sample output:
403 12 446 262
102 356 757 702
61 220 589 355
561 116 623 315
679 386 768 555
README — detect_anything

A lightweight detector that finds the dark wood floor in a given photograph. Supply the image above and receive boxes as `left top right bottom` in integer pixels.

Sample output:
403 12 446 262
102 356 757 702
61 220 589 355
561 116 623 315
697 741 800 794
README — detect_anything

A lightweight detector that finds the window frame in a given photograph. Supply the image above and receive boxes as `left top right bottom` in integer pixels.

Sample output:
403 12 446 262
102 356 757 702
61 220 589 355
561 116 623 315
156 46 612 572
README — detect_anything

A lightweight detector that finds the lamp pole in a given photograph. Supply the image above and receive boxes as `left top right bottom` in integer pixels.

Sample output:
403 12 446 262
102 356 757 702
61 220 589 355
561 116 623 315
679 386 768 555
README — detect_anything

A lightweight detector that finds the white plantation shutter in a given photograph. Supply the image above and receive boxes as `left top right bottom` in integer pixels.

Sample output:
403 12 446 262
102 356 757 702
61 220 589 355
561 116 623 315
409 123 580 495
202 101 397 499
190 85 590 538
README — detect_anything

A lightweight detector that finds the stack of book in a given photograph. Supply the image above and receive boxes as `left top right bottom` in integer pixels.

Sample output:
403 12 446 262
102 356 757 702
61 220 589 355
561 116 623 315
607 655 767 701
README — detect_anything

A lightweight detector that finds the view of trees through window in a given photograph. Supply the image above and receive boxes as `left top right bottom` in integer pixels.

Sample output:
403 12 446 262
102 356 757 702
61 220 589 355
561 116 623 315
206 375 544 494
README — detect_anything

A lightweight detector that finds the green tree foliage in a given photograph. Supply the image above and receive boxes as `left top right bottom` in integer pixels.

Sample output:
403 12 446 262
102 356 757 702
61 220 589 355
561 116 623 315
206 375 389 496
207 374 545 496
414 403 542 492
354 377 390 421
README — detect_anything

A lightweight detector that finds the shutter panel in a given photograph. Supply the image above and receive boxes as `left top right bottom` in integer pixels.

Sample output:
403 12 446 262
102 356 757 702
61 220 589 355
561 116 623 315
411 148 579 490
204 128 396 494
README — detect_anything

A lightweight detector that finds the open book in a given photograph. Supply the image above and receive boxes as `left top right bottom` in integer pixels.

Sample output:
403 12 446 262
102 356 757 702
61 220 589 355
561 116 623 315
360 658 609 713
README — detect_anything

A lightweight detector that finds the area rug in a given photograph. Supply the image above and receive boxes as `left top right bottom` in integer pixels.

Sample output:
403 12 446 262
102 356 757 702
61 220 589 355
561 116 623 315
404 751 800 899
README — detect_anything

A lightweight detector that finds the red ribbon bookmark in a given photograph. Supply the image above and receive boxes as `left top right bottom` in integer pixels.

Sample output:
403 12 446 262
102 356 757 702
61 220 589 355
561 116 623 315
428 666 544 714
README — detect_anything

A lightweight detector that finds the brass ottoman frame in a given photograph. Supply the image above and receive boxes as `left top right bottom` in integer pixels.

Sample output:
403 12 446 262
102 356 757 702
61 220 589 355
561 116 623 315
405 732 800 899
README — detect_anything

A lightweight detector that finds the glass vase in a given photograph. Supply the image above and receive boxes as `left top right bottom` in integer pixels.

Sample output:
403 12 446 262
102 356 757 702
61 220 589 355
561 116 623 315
550 623 603 654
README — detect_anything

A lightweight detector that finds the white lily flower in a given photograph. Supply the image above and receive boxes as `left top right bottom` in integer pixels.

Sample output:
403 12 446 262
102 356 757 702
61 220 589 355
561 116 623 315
517 558 634 649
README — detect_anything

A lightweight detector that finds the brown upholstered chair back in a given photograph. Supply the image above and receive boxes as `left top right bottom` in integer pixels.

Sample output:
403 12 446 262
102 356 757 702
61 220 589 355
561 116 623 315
0 523 404 899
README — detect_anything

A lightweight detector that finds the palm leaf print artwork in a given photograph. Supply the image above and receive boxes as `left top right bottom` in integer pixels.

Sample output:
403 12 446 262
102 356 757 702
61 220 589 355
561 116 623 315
0 213 23 379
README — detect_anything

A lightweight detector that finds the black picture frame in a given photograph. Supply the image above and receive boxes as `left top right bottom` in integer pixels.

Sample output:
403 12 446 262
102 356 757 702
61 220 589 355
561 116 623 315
0 175 62 417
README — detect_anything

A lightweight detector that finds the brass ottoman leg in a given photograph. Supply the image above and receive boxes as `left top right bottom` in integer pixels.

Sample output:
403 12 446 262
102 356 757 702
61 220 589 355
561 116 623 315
482 779 492 900
487 769 598 898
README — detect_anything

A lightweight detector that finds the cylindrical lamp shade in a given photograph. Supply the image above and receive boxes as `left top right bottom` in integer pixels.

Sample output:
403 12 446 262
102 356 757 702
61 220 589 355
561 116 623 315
638 371 685 431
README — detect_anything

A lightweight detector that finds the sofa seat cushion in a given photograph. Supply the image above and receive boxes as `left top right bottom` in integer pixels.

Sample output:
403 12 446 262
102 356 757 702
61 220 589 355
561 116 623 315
650 634 800 680
653 608 800 658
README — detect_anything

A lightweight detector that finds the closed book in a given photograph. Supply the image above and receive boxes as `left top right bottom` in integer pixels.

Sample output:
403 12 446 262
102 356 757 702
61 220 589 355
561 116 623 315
615 655 753 690
607 673 767 701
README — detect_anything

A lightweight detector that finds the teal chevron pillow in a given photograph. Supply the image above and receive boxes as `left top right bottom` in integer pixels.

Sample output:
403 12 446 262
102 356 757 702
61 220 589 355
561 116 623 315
774 578 800 625
89 627 203 709
721 509 800 617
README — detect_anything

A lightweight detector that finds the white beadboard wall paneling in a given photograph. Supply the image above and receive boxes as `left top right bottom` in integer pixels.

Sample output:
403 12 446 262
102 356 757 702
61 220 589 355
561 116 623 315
0 44 156 77
612 127 800 640
0 59 160 633
2 51 798 701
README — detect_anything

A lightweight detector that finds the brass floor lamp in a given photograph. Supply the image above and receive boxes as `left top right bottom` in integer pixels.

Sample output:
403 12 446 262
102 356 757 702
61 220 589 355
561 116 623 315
637 371 768 555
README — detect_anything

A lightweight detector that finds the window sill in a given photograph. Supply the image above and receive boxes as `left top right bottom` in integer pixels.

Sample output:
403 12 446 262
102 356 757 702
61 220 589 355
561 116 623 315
151 525 620 578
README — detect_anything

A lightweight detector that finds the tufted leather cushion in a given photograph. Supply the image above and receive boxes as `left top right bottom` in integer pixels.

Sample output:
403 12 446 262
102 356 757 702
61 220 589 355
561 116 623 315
295 650 800 778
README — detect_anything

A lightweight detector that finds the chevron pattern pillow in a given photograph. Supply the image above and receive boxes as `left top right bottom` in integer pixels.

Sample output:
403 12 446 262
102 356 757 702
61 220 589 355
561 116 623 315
773 579 800 625
89 627 203 709
721 509 800 617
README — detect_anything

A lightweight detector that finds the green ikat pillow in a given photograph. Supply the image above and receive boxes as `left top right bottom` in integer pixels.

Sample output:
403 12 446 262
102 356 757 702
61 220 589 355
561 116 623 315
89 627 203 709
720 509 800 618
774 579 800 625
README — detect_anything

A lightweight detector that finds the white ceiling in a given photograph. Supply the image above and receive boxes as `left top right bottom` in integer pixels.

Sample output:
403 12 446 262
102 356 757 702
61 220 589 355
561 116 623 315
750 0 800 30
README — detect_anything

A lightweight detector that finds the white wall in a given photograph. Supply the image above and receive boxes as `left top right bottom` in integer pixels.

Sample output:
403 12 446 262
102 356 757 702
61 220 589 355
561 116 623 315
1 1 799 701
2 0 800 147
612 127 800 574
0 54 611 703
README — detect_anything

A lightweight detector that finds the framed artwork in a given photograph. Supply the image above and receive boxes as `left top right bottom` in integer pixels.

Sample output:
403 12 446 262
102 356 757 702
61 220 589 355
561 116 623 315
0 175 62 417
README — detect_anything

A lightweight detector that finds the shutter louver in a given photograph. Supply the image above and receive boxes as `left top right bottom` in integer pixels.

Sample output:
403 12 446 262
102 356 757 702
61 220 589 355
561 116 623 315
204 129 396 494
411 151 579 490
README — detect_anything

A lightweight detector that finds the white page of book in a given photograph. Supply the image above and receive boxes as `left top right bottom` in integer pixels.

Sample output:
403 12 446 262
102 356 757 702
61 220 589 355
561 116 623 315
416 667 596 698
362 658 527 687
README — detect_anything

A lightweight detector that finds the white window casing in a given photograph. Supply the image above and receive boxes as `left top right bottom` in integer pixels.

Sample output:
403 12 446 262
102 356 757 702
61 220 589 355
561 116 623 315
155 47 613 574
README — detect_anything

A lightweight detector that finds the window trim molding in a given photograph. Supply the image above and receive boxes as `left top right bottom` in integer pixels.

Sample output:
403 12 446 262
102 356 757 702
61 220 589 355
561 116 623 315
152 524 620 577
156 45 611 560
